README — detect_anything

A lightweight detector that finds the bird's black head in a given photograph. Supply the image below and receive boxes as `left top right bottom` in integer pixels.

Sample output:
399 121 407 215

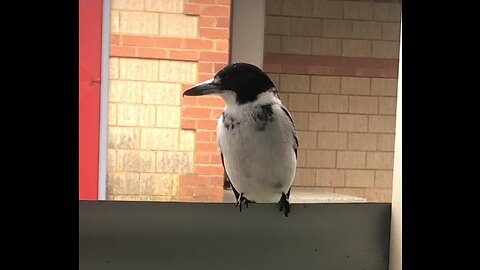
183 62 277 105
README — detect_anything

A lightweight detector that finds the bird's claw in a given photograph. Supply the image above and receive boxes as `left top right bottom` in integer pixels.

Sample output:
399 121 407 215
235 193 250 212
278 193 290 217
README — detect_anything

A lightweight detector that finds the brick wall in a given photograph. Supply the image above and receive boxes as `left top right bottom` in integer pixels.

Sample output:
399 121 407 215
264 0 401 202
107 0 231 202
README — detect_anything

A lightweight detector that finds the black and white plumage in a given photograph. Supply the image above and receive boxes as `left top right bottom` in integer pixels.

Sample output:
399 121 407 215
183 63 298 217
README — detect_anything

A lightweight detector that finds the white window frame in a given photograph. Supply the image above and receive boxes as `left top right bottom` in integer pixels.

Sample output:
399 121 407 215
97 0 111 200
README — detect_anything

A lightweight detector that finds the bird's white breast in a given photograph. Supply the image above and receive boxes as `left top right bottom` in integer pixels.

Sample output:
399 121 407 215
217 93 297 203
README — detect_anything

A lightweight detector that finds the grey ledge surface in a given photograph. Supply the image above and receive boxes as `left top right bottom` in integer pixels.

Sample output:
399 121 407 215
80 200 390 270
223 187 367 203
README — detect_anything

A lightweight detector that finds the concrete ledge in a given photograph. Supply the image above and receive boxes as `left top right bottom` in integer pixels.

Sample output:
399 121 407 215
291 187 367 203
223 187 367 203
80 200 390 270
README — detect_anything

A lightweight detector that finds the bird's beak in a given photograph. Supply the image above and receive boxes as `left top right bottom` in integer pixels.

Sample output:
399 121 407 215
183 78 220 96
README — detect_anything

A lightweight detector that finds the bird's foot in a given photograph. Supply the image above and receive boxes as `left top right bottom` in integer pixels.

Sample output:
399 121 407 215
235 193 251 212
278 193 290 217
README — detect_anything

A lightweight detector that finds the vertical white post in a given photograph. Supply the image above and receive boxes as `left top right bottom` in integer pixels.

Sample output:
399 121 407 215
389 20 402 270
230 0 265 68
98 0 111 200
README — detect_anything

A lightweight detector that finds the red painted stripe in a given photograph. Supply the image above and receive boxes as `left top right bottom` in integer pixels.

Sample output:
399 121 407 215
79 0 102 200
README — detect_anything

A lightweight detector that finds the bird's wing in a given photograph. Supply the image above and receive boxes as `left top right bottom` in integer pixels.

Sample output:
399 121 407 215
280 105 296 200
218 113 240 201
280 105 298 159
220 151 240 201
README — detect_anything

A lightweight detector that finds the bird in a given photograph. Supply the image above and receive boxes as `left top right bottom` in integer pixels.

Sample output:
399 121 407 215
183 62 298 217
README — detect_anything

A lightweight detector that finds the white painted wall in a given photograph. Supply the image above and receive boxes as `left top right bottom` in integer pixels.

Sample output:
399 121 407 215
230 0 265 68
389 21 402 270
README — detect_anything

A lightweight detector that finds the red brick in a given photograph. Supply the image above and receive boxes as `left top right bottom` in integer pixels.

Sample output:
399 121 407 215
200 51 229 62
110 45 135 57
262 53 399 79
199 17 216 27
199 73 215 82
214 63 227 72
209 176 224 186
196 130 212 141
200 5 230 16
207 196 223 202
263 53 287 64
184 3 201 15
216 0 231 5
197 73 214 82
182 84 195 91
262 63 282 73
199 62 214 73
177 196 206 202
200 28 230 39
211 132 218 142
184 39 215 50
136 48 167 59
197 96 225 107
215 40 229 51
211 108 224 119
179 175 201 186
216 17 230 28
178 186 223 197
196 142 218 152
178 186 195 197
189 0 216 4
195 164 224 175
169 50 200 61
182 96 197 106
123 35 154 47
208 176 223 186
307 65 334 76
155 37 184 48
282 64 307 74
210 154 222 164
191 187 224 197
197 119 218 130
111 34 120 45
179 175 223 187
195 153 211 163
181 119 196 129
183 107 212 118
182 96 198 106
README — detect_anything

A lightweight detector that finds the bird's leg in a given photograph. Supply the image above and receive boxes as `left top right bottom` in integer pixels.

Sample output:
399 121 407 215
278 192 290 217
235 193 251 212
235 193 244 212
